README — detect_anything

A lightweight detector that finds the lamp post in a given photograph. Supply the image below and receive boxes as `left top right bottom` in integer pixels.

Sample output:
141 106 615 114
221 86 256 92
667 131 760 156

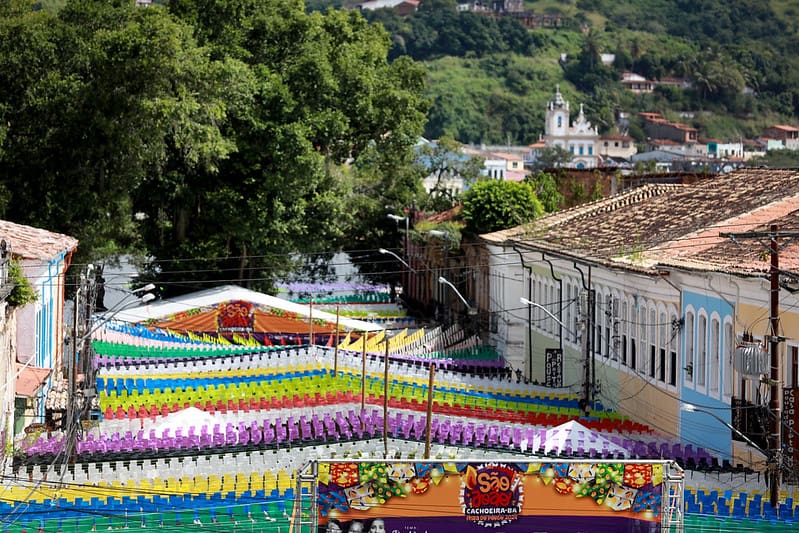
438 276 477 332
387 214 410 296
680 403 770 464
519 297 578 341
428 231 452 324
378 248 415 273
80 285 156 394
520 297 578 389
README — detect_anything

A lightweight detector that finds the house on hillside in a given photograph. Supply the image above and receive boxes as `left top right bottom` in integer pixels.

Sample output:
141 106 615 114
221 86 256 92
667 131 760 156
640 112 699 144
621 72 654 93
621 73 691 94
598 134 637 160
476 168 799 471
705 139 744 160
762 125 799 150
0 220 77 441
358 0 419 13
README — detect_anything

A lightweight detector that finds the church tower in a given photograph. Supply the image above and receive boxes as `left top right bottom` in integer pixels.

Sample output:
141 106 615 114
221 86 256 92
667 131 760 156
541 86 600 169
545 85 570 141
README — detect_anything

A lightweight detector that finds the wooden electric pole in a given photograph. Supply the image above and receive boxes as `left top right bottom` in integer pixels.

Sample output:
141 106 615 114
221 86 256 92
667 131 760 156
721 226 799 508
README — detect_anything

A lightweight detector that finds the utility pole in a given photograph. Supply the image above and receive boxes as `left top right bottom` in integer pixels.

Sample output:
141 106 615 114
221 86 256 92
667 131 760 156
574 263 593 415
721 225 799 508
64 265 100 466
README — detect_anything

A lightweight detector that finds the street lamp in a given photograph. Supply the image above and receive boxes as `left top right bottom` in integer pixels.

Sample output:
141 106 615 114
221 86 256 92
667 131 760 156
438 276 477 316
387 214 409 260
387 214 410 301
520 297 579 393
519 297 577 339
426 231 455 324
64 285 157 466
680 403 770 467
378 248 416 273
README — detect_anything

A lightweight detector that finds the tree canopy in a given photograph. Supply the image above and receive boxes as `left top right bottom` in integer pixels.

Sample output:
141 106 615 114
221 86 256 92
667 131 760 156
460 180 543 234
0 0 429 294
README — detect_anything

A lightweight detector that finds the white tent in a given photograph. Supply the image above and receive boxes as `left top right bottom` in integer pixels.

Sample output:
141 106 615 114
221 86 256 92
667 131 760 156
150 407 220 437
109 284 383 332
542 420 629 458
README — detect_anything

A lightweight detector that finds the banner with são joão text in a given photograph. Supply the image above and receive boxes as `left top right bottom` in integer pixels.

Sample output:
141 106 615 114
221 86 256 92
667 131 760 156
315 460 665 533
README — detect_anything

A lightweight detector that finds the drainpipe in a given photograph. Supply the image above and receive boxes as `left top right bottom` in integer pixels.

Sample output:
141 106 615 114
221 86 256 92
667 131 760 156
574 262 594 415
541 253 564 352
513 245 534 381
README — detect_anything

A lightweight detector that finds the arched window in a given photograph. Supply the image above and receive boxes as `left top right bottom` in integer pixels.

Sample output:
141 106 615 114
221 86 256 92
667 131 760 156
669 311 678 386
630 301 638 370
649 309 657 378
640 305 648 374
710 317 720 394
697 314 707 388
658 311 667 382
723 320 733 398
594 291 603 356
621 298 629 366
685 311 695 385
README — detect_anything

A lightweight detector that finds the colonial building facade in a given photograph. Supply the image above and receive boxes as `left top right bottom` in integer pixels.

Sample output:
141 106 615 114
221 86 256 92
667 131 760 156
542 86 600 169
478 168 799 470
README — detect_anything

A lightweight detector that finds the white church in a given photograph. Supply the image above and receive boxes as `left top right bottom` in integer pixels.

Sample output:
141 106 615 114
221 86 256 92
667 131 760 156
540 86 601 169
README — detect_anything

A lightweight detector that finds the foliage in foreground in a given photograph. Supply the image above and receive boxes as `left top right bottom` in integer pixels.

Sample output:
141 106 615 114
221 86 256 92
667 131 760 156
461 180 544 234
0 0 429 294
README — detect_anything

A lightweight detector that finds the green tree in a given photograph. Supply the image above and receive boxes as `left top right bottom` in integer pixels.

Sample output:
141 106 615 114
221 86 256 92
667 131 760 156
533 145 573 170
0 1 236 261
7 260 37 307
0 0 428 294
527 171 564 213
461 180 543 234
415 136 484 208
140 1 429 292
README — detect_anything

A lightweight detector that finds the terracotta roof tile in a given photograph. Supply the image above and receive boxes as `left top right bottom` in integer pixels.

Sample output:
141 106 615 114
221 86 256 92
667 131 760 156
0 220 78 260
482 168 799 275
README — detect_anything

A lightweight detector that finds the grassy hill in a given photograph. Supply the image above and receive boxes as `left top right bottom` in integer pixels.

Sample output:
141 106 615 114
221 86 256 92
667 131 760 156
351 0 799 146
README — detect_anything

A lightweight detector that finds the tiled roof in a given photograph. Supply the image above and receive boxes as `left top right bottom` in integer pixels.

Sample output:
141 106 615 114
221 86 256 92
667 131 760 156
423 205 462 224
491 152 523 160
0 220 78 260
481 168 799 275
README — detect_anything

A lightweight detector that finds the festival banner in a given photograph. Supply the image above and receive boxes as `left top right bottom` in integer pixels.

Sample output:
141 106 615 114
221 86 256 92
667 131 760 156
316 460 666 533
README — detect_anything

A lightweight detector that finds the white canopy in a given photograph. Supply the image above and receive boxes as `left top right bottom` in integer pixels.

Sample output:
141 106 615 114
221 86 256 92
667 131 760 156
542 420 629 458
108 284 384 332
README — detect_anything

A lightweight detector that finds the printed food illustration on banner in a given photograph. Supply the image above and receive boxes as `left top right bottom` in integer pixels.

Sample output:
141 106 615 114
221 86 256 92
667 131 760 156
316 461 665 531
460 463 523 527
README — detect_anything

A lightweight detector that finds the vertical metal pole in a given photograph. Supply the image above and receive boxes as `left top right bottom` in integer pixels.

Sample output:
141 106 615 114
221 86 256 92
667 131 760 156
588 267 595 413
308 297 314 347
361 332 367 415
769 225 782 508
383 339 389 458
404 217 409 298
424 364 436 459
333 304 340 377
67 285 79 449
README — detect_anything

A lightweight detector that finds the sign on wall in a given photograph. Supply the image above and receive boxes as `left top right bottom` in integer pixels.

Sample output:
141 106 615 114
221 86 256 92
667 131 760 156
545 348 563 388
783 388 799 475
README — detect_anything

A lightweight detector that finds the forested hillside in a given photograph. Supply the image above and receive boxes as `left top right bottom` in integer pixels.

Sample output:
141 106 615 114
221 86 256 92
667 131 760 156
354 0 799 145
